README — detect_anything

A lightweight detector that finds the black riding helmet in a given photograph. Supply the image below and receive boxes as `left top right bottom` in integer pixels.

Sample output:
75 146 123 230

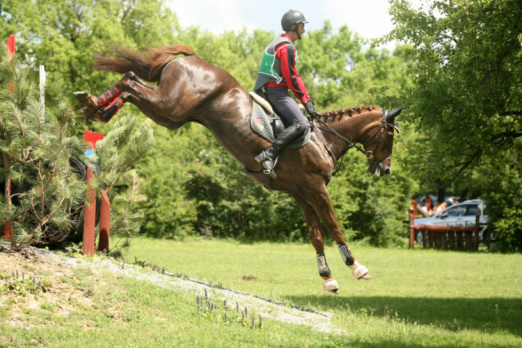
281 10 308 38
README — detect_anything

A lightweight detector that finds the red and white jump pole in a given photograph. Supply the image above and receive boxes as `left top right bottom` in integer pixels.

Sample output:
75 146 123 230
83 131 111 256
4 35 15 241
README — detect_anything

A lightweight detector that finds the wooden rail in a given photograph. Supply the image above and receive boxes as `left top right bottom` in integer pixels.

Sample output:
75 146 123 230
82 167 111 256
409 214 489 251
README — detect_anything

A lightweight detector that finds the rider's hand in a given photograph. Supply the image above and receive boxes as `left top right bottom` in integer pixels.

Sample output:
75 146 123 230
304 100 317 116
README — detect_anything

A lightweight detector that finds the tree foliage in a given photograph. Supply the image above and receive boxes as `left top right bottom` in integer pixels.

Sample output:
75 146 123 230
0 43 155 249
0 0 178 98
382 0 522 187
0 45 86 247
2 0 418 247
377 0 522 249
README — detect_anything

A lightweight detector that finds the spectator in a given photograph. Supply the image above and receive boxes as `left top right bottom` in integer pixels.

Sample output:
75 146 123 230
421 200 430 214
433 201 447 213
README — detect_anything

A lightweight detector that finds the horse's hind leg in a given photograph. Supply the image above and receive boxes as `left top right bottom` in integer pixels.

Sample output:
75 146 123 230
293 195 339 294
75 72 179 126
304 187 371 280
74 87 123 122
120 92 185 130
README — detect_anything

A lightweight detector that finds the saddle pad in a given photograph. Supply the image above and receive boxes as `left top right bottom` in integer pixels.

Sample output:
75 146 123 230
250 100 311 149
249 92 273 115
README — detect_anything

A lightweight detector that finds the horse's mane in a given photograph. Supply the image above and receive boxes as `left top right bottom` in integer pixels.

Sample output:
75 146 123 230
95 45 196 82
317 106 378 119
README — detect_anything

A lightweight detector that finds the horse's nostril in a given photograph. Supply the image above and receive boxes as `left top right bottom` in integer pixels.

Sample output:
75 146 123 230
384 168 391 175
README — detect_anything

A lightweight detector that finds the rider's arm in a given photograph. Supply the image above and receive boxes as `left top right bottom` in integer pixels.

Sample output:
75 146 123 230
275 44 312 104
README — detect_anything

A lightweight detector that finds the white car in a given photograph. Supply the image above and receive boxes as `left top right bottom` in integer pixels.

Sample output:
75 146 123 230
414 199 490 243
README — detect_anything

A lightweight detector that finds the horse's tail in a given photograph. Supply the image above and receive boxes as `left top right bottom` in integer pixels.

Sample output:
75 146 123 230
94 45 196 82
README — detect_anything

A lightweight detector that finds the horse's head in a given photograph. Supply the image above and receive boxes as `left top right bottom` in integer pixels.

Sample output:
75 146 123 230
360 107 402 177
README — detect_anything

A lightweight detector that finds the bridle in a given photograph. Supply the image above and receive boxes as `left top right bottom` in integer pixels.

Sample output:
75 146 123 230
311 109 400 175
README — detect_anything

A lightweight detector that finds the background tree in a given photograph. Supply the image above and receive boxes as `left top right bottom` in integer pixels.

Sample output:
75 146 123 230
378 0 522 250
0 44 86 248
0 0 178 101
0 43 155 250
380 0 522 191
2 0 419 246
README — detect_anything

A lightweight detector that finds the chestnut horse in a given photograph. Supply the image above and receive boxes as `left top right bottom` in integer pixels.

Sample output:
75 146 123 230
75 45 402 294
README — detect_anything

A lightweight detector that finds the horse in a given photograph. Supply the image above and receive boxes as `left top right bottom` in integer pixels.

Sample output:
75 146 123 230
74 45 402 294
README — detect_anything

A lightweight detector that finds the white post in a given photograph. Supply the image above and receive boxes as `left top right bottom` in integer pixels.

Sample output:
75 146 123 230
39 65 45 122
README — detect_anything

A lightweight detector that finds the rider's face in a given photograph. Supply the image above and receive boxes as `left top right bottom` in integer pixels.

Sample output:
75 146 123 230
298 23 306 36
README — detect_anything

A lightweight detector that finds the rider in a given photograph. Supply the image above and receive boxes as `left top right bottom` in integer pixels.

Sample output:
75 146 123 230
254 9 318 173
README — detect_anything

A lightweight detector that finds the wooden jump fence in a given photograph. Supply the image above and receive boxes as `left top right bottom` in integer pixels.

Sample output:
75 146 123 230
408 213 491 251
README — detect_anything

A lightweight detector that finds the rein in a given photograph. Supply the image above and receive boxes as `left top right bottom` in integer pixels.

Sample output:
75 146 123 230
311 109 397 175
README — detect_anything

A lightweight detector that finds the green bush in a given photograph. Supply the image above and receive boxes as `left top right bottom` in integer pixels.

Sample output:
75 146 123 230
0 44 154 249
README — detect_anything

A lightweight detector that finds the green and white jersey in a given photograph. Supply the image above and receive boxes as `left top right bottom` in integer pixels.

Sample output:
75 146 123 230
254 36 294 91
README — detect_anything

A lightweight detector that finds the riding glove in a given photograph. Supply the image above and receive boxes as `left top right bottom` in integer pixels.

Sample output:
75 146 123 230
304 100 317 116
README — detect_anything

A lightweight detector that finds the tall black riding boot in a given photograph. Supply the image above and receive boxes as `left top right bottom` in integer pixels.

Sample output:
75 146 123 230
255 124 304 178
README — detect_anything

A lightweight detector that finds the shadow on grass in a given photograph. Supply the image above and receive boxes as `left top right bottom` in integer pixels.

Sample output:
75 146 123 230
286 295 522 337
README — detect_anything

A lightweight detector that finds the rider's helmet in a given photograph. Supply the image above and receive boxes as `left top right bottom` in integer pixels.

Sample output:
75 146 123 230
281 10 308 32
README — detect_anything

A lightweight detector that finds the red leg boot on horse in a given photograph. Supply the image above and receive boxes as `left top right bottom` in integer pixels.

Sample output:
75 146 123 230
73 87 123 123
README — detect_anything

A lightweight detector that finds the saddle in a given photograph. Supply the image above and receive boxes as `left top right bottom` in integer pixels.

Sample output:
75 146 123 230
243 93 312 189
249 92 311 148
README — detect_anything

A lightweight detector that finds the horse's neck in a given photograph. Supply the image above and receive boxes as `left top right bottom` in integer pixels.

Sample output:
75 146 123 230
318 110 381 159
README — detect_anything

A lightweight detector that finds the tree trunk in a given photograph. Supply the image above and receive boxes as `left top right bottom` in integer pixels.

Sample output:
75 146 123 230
437 187 446 205
2 153 15 251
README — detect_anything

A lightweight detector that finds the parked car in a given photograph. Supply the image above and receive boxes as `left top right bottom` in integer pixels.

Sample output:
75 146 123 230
414 199 490 243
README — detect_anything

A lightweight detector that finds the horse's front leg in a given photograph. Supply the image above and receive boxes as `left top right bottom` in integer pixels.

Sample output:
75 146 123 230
293 195 339 294
305 187 371 280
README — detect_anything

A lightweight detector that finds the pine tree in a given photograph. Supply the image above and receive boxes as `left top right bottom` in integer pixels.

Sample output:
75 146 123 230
0 43 155 250
0 43 86 248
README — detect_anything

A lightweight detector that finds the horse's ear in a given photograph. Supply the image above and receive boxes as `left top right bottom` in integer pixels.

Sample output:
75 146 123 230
385 107 402 134
386 107 403 123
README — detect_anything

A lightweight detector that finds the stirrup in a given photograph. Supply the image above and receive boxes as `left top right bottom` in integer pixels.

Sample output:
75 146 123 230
263 168 277 179
261 157 278 179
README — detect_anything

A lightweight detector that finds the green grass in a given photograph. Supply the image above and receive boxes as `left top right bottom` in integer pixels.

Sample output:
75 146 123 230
122 238 522 347
1 255 339 347
1 238 521 347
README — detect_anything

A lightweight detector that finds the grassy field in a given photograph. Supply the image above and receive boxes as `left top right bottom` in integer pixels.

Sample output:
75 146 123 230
1 238 521 347
123 238 522 347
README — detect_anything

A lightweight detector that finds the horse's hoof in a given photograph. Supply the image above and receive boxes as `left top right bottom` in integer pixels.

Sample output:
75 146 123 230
358 273 371 280
323 278 339 294
73 91 89 101
80 107 101 122
351 262 371 280
73 91 99 112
